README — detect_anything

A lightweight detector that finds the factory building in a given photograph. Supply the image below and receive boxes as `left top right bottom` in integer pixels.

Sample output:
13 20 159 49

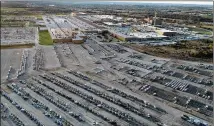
109 30 167 42
48 28 86 44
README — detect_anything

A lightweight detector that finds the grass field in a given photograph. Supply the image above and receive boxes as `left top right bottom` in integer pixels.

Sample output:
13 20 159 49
56 14 67 16
35 15 43 20
1 7 27 12
1 21 27 27
188 27 212 35
39 30 53 45
200 25 213 30
1 7 28 15
201 14 213 19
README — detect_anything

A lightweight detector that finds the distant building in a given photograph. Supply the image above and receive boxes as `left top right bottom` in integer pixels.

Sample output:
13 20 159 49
144 17 162 26
78 12 86 15
70 12 77 17
143 17 152 24
156 29 177 36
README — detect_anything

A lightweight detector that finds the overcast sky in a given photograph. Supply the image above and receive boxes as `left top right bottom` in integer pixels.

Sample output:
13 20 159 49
1 0 212 2
1 0 213 5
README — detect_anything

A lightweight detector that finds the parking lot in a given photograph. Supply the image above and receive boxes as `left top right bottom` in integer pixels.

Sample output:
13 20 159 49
1 49 31 83
1 27 38 46
1 13 213 126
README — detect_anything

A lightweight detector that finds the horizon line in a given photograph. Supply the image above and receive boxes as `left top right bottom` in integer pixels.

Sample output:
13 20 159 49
74 1 213 5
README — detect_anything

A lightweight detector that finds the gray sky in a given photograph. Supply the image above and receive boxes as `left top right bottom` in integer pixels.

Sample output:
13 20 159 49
1 0 213 5
1 0 213 1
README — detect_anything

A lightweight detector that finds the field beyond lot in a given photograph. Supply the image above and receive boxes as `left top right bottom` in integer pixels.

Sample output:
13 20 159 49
123 39 213 63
